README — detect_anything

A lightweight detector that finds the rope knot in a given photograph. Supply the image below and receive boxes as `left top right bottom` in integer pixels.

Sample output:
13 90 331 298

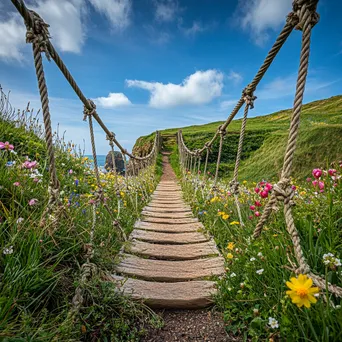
242 87 257 109
25 10 51 60
273 178 295 206
83 99 97 121
291 0 320 30
218 125 226 137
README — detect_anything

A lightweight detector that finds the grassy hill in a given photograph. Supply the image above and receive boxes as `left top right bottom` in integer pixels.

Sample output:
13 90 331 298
134 95 342 180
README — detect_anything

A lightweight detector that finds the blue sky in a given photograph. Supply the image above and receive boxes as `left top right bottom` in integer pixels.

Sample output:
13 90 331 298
0 0 341 154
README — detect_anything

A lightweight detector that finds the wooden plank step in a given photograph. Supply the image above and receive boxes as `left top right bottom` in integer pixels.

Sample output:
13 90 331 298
142 217 198 224
131 230 208 244
116 254 225 281
143 206 192 213
111 276 216 309
149 200 185 205
147 203 190 209
154 190 182 194
142 211 193 218
127 240 219 260
151 195 183 200
134 221 203 233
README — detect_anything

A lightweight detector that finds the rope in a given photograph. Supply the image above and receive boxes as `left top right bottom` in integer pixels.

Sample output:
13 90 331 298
107 133 118 185
203 145 210 176
214 126 226 185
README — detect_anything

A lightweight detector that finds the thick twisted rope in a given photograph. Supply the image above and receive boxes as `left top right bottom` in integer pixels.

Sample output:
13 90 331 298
214 126 226 185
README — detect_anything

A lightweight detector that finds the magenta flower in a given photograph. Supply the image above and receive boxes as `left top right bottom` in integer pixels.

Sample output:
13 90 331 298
13 182 20 187
292 185 297 191
255 200 262 207
88 199 95 205
328 169 337 176
312 168 322 179
250 205 256 211
29 199 38 206
0 141 14 150
69 169 73 174
265 183 273 191
23 160 38 169
248 215 253 220
255 211 261 217
318 181 324 190
260 190 269 198
312 180 318 187
255 187 260 194
306 177 312 182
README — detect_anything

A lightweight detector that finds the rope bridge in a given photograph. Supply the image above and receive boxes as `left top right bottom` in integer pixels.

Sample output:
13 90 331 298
8 0 341 310
178 0 342 297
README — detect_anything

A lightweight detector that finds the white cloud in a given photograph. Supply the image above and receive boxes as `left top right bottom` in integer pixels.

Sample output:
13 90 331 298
126 70 224 108
0 14 26 62
220 99 238 111
228 71 243 85
95 92 132 108
88 0 131 30
181 21 206 37
154 0 178 22
0 0 86 62
235 0 292 46
144 25 171 45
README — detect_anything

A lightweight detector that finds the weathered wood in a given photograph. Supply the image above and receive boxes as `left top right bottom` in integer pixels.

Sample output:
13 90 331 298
142 217 198 224
111 275 216 309
127 239 219 260
134 221 203 233
148 200 185 205
146 203 191 209
142 211 193 218
143 206 192 213
116 254 225 281
131 229 209 244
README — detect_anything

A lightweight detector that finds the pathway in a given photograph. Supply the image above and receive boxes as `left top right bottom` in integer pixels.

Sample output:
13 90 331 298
112 153 225 309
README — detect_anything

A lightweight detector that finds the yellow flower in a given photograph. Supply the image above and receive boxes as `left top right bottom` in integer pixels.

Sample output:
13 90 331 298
218 211 223 216
227 253 234 259
120 191 125 197
230 221 240 225
222 214 229 220
243 180 247 184
227 242 235 250
286 274 319 308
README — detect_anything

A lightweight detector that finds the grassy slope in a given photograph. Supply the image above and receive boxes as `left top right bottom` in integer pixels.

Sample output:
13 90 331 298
134 95 342 180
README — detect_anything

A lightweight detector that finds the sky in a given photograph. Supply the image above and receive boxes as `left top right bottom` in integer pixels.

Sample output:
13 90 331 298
0 0 341 154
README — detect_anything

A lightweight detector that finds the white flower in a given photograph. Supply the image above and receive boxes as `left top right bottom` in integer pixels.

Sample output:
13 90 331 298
314 293 320 298
228 287 232 291
10 150 18 155
268 317 279 329
256 269 264 275
323 253 341 267
257 252 263 257
230 272 236 278
16 218 24 224
3 246 14 255
250 257 256 262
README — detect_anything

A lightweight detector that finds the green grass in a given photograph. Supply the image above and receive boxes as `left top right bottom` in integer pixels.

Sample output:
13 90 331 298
134 95 342 180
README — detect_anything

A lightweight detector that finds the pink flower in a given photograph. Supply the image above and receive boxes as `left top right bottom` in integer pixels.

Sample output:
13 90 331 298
13 182 20 187
255 211 261 217
33 178 39 183
69 169 73 174
318 181 324 190
254 187 260 194
292 185 297 191
0 141 14 150
248 215 253 220
328 169 337 176
255 200 262 207
23 160 37 169
29 199 38 206
312 168 322 179
250 205 256 211
260 190 269 198
306 177 312 182
259 181 265 186
312 180 318 187
265 183 273 191
88 199 95 205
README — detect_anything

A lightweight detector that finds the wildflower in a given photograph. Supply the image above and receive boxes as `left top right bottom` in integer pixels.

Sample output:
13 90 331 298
255 187 260 194
23 160 37 169
3 246 14 255
230 272 236 278
16 217 24 224
250 205 256 211
306 177 312 182
255 211 260 217
222 214 229 220
312 168 322 179
318 181 324 190
69 169 73 174
260 190 268 198
6 161 15 167
255 200 262 207
256 269 264 275
328 169 337 176
250 257 256 262
75 179 79 186
257 252 263 257
227 242 235 250
322 253 341 268
230 221 240 225
253 308 259 316
28 199 38 206
248 215 253 220
13 182 20 187
286 274 319 308
0 141 14 150
227 253 234 259
268 317 279 329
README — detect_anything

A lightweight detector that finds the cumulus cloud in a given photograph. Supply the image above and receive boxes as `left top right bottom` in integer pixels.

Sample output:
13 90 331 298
235 0 292 46
228 71 243 84
154 0 179 22
95 92 132 108
88 0 132 30
126 70 224 108
220 99 238 111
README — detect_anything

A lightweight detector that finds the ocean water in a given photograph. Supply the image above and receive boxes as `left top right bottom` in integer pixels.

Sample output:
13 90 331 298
85 155 106 167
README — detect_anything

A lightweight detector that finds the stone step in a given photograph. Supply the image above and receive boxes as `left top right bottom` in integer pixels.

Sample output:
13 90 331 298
127 239 220 260
141 211 193 218
111 276 216 309
131 229 208 244
116 254 225 282
143 206 192 213
134 221 203 233
141 217 198 224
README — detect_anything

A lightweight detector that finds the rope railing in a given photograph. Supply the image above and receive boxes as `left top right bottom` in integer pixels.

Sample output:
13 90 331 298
9 0 162 318
178 0 342 297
